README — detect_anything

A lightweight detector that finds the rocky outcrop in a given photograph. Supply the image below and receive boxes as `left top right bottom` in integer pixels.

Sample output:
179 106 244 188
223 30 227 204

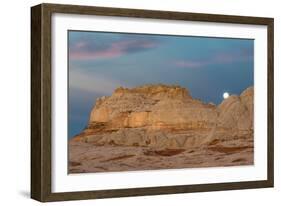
217 87 253 131
72 84 253 149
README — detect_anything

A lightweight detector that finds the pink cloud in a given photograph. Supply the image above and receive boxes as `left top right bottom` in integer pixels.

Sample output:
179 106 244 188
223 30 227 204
213 53 239 64
69 39 159 61
214 51 252 64
175 50 252 69
175 60 206 68
70 48 123 60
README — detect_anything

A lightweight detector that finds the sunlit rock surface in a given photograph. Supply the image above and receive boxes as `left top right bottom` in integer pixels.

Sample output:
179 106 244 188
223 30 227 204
69 84 254 173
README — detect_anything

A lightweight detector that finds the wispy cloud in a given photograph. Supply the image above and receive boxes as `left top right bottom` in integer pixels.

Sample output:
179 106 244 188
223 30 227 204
175 48 253 69
69 36 160 61
69 69 129 94
175 60 206 68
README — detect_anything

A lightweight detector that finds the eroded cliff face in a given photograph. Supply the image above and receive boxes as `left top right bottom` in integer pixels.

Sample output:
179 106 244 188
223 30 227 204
72 84 253 149
217 87 253 131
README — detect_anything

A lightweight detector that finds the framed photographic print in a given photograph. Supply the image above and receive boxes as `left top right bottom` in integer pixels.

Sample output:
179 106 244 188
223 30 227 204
31 3 274 202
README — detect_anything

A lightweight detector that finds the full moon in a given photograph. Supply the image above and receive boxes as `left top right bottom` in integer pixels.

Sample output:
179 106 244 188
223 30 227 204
223 92 229 99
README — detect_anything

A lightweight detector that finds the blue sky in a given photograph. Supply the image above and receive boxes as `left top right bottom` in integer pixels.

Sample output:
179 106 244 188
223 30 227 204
68 30 254 138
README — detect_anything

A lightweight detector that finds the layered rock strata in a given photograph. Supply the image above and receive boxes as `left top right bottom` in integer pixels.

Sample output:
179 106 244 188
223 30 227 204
72 84 253 149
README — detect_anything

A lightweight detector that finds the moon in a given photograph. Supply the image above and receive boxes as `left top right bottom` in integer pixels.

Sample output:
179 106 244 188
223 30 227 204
223 92 229 99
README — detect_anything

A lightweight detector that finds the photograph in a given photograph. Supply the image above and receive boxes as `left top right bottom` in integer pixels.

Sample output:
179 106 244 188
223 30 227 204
30 3 273 202
68 30 254 173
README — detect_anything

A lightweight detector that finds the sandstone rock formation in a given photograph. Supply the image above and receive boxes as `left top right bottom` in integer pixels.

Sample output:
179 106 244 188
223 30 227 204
72 84 253 149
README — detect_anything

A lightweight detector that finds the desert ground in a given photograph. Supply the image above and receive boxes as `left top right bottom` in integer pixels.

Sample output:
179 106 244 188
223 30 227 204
69 133 253 173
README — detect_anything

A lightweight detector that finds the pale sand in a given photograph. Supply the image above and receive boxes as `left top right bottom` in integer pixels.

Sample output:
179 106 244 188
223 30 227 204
68 134 253 173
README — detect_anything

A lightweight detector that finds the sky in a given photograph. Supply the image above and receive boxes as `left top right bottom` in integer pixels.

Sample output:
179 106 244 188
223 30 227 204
68 30 254 138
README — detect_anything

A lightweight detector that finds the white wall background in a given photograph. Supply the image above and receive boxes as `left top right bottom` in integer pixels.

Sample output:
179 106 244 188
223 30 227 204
0 0 280 205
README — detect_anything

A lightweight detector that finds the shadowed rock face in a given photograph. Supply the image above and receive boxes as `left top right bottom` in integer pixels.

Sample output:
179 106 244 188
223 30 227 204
217 87 253 131
72 84 253 149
